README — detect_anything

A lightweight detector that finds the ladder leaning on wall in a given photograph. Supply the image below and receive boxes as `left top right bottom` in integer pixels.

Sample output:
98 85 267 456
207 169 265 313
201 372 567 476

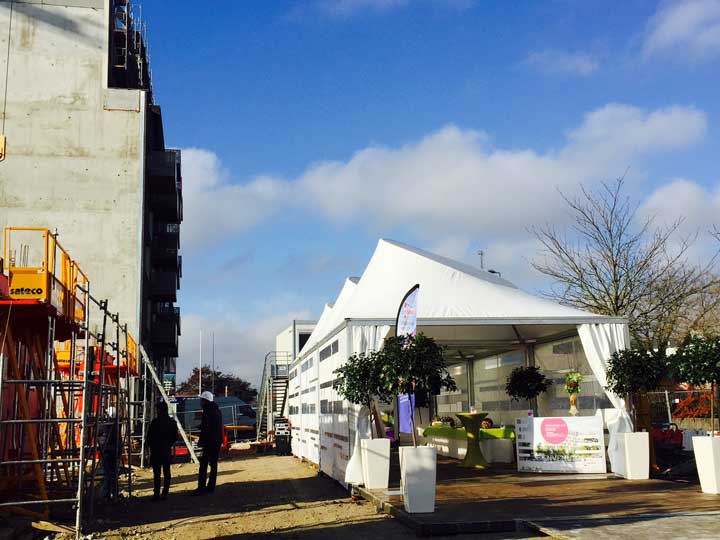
138 344 198 464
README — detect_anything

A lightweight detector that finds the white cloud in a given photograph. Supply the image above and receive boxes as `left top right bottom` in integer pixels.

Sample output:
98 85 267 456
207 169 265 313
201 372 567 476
643 0 720 61
638 178 720 237
295 0 473 17
525 49 600 76
178 309 312 390
298 104 706 240
181 148 288 251
181 104 706 253
318 0 409 16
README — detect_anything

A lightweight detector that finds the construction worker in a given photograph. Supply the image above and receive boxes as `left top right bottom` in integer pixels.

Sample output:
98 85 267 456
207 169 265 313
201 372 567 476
147 401 178 501
191 391 223 495
98 406 119 499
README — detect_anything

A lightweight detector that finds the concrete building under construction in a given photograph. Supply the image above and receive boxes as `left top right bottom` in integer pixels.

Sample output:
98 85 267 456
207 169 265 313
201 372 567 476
0 0 182 376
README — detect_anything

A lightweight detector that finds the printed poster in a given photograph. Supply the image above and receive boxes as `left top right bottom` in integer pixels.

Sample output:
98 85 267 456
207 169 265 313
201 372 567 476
516 416 606 473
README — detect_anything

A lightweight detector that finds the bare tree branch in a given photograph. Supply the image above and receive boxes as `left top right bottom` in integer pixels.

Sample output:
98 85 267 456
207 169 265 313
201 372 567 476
530 176 720 349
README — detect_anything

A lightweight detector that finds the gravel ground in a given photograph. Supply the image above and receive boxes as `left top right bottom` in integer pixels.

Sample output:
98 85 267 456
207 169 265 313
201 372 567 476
62 454 545 540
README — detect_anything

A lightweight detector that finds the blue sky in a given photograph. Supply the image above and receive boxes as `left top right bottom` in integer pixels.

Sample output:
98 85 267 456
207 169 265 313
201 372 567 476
141 0 720 386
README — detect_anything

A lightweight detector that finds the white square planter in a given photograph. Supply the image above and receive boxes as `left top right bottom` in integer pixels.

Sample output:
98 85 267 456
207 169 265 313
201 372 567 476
361 438 390 489
693 436 720 494
399 446 436 513
614 432 649 480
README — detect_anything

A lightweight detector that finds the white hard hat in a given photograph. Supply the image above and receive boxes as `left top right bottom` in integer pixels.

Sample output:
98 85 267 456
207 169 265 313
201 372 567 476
200 391 214 402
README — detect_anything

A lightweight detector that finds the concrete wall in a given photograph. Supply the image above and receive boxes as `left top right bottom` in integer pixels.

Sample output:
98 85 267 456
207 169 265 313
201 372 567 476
0 1 146 337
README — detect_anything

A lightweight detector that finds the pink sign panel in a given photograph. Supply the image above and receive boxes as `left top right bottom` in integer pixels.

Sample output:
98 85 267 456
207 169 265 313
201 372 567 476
540 418 569 445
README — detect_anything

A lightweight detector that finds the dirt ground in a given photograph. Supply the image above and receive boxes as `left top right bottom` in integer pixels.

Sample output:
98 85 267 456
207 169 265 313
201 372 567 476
63 454 543 540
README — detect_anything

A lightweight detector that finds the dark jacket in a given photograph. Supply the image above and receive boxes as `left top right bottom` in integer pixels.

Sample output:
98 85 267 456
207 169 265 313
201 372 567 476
147 413 178 464
98 419 119 456
199 401 223 449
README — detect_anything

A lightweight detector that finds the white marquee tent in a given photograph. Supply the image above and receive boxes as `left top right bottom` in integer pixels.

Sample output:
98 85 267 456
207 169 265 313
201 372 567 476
287 239 632 484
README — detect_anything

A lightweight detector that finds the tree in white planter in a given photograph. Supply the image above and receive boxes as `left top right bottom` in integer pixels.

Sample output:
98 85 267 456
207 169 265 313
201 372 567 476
378 333 456 512
672 334 720 493
605 348 669 479
334 351 391 489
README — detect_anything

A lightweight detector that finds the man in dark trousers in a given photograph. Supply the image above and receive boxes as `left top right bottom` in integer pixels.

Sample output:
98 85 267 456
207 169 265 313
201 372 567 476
146 400 178 501
191 391 223 495
98 406 119 499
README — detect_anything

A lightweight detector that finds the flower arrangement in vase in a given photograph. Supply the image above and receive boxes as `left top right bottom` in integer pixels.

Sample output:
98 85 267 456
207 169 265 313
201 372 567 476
565 371 584 416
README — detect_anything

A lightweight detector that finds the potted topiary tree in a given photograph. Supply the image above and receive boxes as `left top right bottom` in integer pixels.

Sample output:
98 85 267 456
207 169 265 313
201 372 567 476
505 366 550 410
334 350 390 489
379 332 456 513
672 334 720 494
605 348 668 479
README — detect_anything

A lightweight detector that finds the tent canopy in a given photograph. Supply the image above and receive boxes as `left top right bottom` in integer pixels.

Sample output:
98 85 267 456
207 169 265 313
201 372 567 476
299 239 625 360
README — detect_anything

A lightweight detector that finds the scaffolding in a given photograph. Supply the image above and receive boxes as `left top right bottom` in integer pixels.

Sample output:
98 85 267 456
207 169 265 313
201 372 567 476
110 0 154 103
0 227 192 538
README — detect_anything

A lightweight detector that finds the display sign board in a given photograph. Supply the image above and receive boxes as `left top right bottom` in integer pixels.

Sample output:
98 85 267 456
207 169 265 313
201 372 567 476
516 416 606 473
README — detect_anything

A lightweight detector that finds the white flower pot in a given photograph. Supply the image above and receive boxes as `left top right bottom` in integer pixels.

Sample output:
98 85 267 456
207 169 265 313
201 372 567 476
399 446 437 513
614 432 649 480
693 436 720 494
361 438 390 489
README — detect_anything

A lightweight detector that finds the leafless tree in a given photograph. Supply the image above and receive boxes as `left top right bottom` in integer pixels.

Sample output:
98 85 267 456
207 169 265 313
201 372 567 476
531 177 720 349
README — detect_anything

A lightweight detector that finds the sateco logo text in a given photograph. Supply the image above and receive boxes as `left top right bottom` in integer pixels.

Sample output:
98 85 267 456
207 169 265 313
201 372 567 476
10 287 44 295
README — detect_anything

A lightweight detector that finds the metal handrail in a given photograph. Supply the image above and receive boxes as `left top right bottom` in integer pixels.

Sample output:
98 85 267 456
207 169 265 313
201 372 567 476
256 351 292 442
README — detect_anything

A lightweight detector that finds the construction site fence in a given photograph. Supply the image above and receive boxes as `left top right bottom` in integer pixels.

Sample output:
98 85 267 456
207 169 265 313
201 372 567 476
646 389 719 432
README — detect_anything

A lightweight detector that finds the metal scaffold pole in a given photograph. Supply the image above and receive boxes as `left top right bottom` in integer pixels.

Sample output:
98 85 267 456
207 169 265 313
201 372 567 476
1 228 153 538
123 323 132 498
74 281 92 538
140 356 148 468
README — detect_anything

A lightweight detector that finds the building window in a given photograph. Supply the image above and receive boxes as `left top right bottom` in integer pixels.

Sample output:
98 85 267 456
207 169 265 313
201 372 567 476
301 358 314 373
534 336 611 416
320 340 339 362
298 332 311 353
472 349 526 426
437 362 469 414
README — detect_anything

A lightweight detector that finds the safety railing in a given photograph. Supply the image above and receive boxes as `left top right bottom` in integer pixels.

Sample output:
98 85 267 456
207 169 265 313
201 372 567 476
2 227 88 324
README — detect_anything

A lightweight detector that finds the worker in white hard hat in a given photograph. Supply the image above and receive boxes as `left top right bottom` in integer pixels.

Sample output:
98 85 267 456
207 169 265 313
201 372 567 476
191 391 223 496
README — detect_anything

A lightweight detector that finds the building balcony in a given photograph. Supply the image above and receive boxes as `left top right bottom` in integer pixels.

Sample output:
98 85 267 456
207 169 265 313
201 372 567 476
151 222 180 267
149 191 183 222
150 269 179 302
150 303 180 357
148 149 183 221
148 150 181 192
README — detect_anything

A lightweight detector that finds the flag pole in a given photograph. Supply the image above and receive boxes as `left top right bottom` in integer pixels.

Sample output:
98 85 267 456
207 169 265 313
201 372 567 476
199 329 203 395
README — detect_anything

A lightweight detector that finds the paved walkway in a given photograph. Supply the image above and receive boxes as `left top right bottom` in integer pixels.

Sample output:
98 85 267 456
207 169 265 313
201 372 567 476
528 513 720 540
362 455 720 538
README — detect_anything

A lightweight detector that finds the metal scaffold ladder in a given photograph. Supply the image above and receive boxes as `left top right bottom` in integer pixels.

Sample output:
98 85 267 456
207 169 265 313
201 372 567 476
138 344 198 464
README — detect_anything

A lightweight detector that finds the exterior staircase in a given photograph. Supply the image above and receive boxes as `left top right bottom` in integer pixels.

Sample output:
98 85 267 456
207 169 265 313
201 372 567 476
256 351 291 441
